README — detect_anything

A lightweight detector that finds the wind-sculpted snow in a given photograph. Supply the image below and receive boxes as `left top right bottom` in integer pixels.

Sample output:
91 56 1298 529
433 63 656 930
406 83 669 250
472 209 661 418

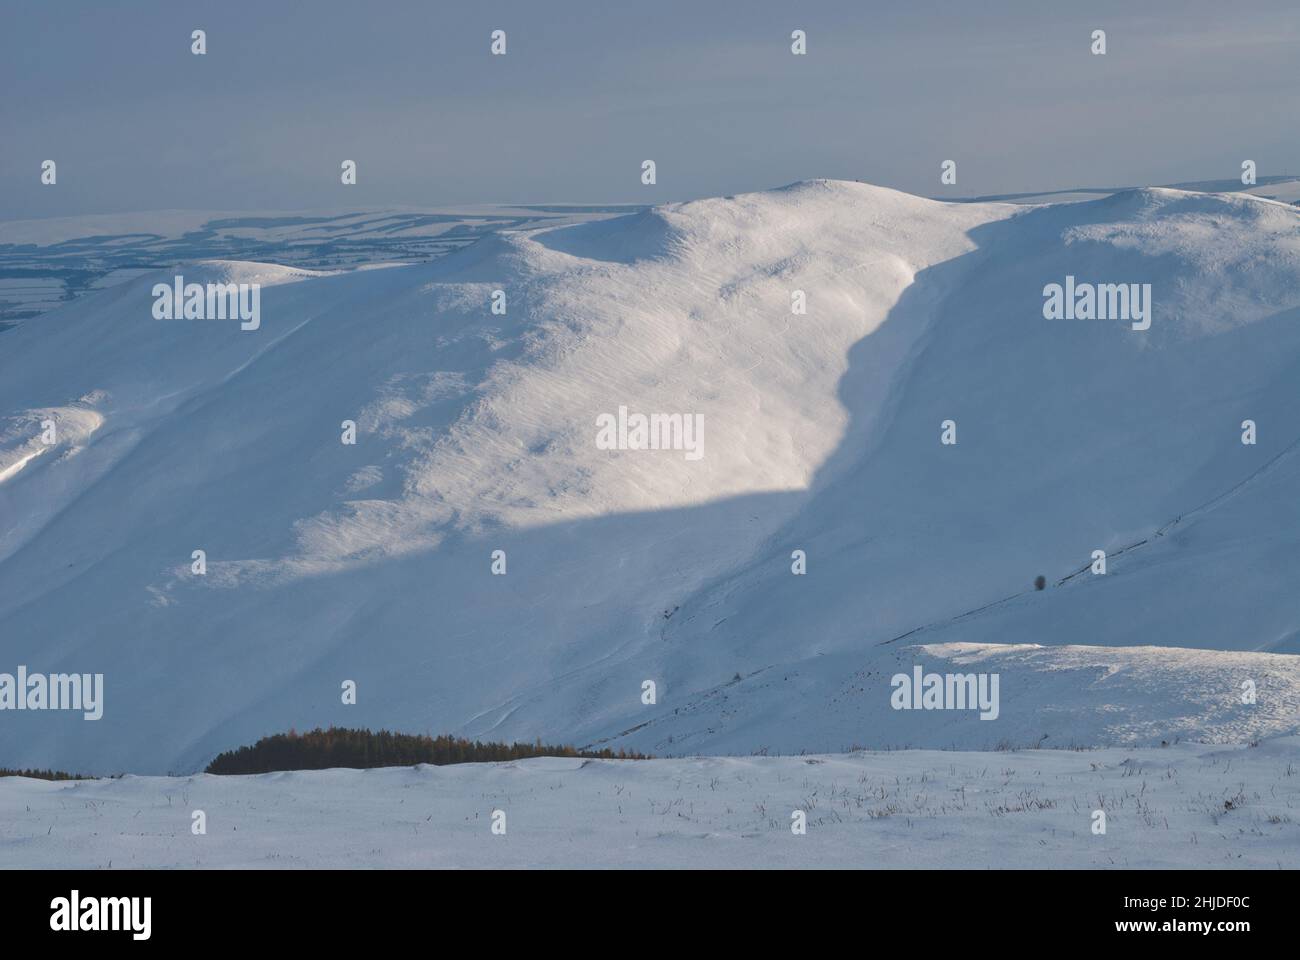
1 180 1299 774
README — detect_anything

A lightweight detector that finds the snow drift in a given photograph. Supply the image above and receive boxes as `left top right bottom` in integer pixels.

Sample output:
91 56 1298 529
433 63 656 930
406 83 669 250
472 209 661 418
2 180 1300 774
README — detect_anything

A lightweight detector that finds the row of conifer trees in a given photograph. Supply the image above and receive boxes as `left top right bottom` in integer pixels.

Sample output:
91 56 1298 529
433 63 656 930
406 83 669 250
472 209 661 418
0 767 91 781
204 726 649 774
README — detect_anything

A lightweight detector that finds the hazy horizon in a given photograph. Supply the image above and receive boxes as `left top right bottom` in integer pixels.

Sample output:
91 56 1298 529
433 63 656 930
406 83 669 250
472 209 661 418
4 0 1299 220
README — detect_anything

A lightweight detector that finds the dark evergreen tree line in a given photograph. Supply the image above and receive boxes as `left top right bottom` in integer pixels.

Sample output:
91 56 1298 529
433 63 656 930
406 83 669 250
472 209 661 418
0 768 92 781
205 726 649 775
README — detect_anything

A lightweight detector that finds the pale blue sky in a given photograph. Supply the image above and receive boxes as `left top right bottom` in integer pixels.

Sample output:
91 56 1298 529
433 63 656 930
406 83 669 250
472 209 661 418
2 0 1297 218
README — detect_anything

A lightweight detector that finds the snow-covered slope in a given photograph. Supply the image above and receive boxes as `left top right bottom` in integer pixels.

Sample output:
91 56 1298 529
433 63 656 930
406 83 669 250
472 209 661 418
5 739 1299 869
0 204 638 329
2 180 1299 774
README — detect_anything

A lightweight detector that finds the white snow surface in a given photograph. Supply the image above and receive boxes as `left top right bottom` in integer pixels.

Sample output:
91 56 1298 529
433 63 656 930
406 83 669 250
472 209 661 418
3 738 1299 869
2 180 1300 775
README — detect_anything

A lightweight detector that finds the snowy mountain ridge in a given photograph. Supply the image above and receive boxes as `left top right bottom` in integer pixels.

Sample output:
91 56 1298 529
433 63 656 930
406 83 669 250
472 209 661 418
2 180 1300 774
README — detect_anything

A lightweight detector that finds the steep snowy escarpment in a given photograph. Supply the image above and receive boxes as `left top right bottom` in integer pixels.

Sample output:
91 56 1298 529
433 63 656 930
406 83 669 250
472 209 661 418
1 181 1298 773
631 188 1300 755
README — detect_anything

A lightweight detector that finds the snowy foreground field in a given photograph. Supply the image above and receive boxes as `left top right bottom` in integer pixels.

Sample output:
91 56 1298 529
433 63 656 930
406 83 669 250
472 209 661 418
4 738 1299 869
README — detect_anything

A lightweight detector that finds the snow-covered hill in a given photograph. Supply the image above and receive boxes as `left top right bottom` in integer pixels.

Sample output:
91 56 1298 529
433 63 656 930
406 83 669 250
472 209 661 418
0 204 638 329
2 180 1300 775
